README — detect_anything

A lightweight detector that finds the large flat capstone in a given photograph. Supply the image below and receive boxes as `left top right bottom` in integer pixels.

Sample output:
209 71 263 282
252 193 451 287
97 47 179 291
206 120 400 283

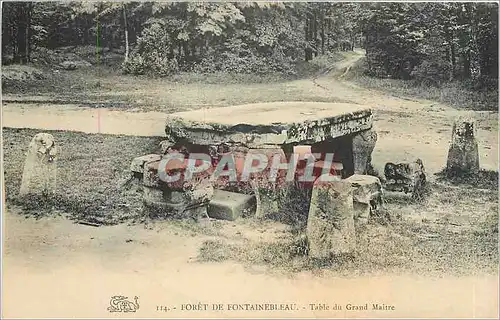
165 102 373 148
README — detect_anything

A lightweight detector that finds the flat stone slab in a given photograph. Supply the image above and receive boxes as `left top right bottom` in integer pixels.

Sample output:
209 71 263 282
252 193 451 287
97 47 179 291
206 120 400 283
165 102 373 148
208 190 256 221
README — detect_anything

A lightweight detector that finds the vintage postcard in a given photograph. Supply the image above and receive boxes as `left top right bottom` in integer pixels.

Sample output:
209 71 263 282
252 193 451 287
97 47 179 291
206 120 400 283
1 1 498 318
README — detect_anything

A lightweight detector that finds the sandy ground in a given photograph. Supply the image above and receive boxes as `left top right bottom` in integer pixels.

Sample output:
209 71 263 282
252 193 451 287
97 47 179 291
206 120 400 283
2 53 499 318
3 207 498 318
2 103 170 136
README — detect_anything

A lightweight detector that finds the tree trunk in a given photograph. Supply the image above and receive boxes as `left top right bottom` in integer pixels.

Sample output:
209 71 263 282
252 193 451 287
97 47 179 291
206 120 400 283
130 24 137 45
2 28 8 61
326 18 330 50
82 17 89 45
14 3 29 64
313 10 318 57
123 4 129 63
450 38 456 80
462 51 471 79
26 3 32 62
96 21 100 65
304 18 312 61
190 42 196 60
320 9 325 54
446 27 456 81
183 42 189 60
108 27 114 51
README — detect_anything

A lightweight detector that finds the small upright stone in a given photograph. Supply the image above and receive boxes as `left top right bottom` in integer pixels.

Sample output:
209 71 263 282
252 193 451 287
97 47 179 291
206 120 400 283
19 133 58 197
232 148 287 219
345 174 383 225
384 159 427 200
306 178 356 260
446 116 480 175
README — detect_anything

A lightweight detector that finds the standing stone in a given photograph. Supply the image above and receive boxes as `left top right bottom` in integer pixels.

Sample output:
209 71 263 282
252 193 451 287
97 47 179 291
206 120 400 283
446 116 480 175
19 133 58 197
306 178 356 259
352 129 377 175
182 174 214 219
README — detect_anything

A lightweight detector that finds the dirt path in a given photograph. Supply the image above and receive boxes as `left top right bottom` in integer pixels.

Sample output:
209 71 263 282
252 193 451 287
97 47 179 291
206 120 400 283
2 102 170 136
3 207 498 318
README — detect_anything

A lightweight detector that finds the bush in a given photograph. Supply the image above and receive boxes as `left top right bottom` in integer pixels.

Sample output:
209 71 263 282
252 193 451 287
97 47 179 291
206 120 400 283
121 22 179 77
411 58 452 86
124 20 300 77
123 54 179 77
192 47 296 75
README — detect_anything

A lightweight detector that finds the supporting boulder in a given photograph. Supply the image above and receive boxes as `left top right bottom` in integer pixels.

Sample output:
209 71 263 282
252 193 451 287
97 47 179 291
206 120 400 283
352 129 378 175
446 116 480 175
306 178 356 260
141 155 214 220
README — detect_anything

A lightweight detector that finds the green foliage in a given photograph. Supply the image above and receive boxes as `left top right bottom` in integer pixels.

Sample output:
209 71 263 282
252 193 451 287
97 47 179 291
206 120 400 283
362 3 424 79
2 1 497 89
411 58 452 86
122 20 179 76
361 2 498 88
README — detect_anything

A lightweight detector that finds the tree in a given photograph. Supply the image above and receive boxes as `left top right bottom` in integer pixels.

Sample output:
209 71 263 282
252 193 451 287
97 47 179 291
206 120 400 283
76 1 143 62
2 2 34 64
1 1 496 89
360 2 497 86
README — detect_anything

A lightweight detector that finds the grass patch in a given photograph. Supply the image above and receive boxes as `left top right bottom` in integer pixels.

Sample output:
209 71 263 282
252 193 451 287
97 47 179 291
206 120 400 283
3 127 163 225
196 233 311 268
165 219 224 237
169 71 296 84
2 64 349 112
196 180 497 276
198 239 233 262
264 183 312 232
2 49 351 113
434 168 498 190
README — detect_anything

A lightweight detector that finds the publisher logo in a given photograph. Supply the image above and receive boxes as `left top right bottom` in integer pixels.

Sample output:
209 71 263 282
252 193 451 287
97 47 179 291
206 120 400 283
108 296 140 313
